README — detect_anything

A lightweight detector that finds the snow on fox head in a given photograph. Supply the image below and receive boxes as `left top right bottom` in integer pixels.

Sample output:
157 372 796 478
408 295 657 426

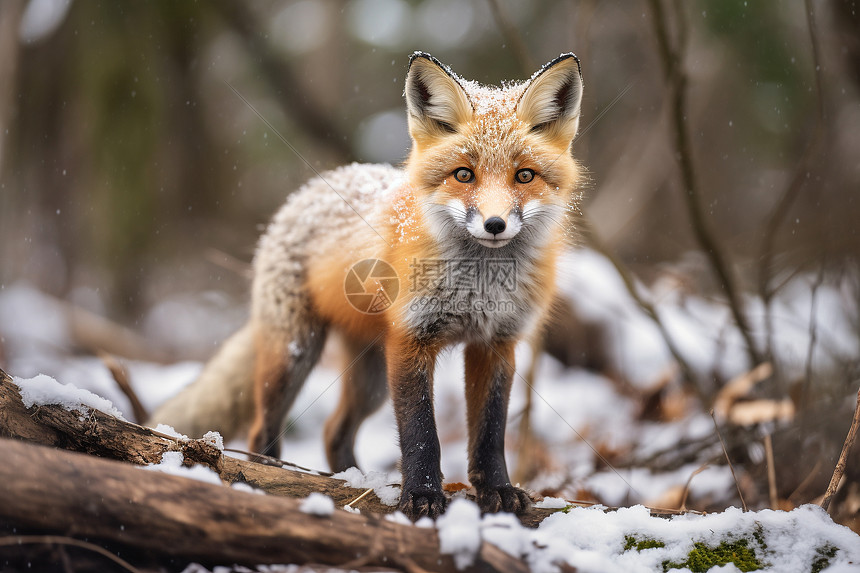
404 52 584 251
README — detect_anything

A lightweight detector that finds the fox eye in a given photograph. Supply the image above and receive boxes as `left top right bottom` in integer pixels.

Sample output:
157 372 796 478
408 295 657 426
453 167 474 183
515 169 535 184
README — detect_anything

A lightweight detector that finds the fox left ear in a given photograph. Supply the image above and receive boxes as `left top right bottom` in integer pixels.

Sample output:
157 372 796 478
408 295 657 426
517 54 583 146
405 52 474 143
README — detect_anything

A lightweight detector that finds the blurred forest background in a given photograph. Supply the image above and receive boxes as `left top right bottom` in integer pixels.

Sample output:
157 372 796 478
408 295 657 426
1 0 860 527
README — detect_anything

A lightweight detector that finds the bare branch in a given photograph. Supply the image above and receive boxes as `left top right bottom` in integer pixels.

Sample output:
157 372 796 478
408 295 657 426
803 264 827 403
710 409 748 511
648 0 762 368
579 217 705 402
98 352 149 423
764 433 778 510
758 0 827 362
820 386 860 513
0 536 143 573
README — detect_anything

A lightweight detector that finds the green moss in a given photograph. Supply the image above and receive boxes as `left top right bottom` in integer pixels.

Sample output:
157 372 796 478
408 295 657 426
663 539 763 572
811 544 838 573
624 535 666 552
752 523 768 553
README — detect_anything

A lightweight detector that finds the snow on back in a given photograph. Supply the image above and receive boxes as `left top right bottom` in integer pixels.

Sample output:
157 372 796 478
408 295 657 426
299 492 335 516
14 373 126 421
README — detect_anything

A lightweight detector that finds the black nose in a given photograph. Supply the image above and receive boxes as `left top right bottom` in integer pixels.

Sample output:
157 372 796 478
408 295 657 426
484 216 506 235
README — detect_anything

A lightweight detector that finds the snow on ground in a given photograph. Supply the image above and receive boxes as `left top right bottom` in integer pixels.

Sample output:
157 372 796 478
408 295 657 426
143 450 224 486
331 466 401 506
520 503 860 573
13 372 126 420
299 492 336 516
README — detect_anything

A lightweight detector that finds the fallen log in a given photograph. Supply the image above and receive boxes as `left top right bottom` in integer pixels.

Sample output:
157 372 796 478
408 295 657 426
0 367 693 526
0 367 568 523
0 438 528 572
0 367 397 514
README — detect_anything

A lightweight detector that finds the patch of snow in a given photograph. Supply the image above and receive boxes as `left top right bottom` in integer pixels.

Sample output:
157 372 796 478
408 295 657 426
299 492 335 516
332 466 401 506
535 496 570 509
142 451 223 486
13 373 126 421
481 511 530 559
153 423 189 440
437 498 483 569
384 511 413 525
203 430 224 451
230 482 264 495
524 504 860 573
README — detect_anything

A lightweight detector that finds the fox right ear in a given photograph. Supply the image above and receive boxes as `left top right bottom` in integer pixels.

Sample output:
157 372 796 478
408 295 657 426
405 52 473 143
517 53 583 147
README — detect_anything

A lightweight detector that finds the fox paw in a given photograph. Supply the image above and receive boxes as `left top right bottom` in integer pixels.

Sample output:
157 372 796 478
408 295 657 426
476 484 531 514
398 488 448 521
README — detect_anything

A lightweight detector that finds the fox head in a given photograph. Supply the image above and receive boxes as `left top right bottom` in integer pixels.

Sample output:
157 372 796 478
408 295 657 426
403 52 583 251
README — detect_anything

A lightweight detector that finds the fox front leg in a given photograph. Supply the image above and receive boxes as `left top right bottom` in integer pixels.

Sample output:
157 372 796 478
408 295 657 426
464 341 531 514
386 334 446 520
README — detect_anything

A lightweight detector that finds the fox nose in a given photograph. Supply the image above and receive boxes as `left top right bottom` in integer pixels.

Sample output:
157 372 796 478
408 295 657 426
484 216 506 235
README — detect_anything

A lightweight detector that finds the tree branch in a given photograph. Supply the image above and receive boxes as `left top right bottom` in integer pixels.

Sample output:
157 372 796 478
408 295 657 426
757 0 826 365
648 0 762 369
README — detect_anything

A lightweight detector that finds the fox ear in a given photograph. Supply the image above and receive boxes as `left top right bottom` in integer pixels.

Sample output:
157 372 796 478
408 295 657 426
517 54 583 145
405 52 473 142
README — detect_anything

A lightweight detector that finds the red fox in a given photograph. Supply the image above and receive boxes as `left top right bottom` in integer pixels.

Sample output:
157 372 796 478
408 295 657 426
149 52 584 520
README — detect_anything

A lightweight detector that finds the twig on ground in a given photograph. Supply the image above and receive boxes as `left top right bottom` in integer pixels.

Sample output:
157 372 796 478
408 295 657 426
679 462 710 512
764 433 778 510
345 488 374 510
711 409 747 511
223 447 334 476
98 352 148 423
0 535 142 573
820 386 860 513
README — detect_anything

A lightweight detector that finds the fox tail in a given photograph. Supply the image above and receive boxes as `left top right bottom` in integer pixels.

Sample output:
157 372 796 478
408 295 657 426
146 323 255 441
